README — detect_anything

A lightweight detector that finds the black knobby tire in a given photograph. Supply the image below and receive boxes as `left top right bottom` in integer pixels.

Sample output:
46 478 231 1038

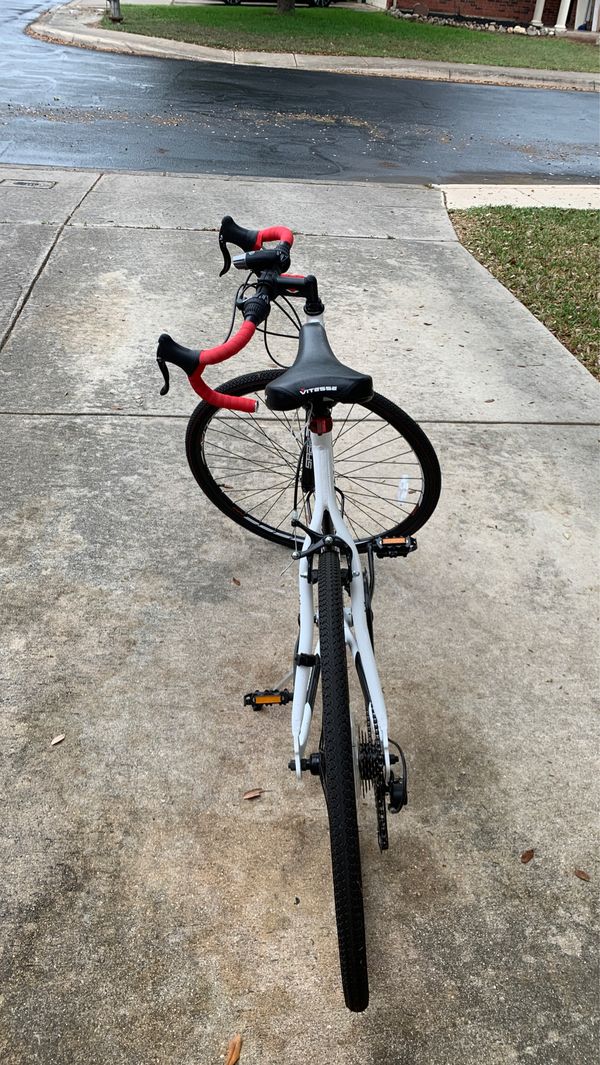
318 548 369 1012
185 369 441 551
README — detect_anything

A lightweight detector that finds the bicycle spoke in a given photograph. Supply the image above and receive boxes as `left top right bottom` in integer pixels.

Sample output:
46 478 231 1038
227 411 300 464
259 480 296 523
331 408 373 445
333 420 392 460
274 491 311 532
340 474 422 484
228 480 293 521
265 404 305 448
348 512 374 538
339 455 420 475
343 491 414 528
340 481 416 514
338 472 420 501
338 435 415 463
210 422 298 468
227 479 293 506
351 485 423 504
210 467 290 480
333 405 355 447
215 445 296 474
343 507 366 541
205 439 293 474
281 409 294 437
341 481 415 505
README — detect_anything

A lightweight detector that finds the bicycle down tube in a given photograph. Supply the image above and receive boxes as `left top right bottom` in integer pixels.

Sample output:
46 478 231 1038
292 413 390 781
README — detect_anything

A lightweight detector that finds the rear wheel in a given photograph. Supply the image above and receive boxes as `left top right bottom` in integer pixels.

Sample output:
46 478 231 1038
185 368 441 550
318 548 369 1012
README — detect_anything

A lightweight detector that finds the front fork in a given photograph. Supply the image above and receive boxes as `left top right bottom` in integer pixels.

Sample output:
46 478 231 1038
291 427 391 780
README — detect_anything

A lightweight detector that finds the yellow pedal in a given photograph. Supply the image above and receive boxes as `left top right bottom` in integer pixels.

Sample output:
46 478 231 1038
373 535 417 559
244 689 293 711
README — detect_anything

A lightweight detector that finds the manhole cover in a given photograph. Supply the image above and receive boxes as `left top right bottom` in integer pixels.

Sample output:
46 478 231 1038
0 179 56 189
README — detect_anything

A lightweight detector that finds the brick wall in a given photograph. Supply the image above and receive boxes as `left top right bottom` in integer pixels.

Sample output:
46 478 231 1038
540 0 563 24
398 0 537 22
395 0 578 28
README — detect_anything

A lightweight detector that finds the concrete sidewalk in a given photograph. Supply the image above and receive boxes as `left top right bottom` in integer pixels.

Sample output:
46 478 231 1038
28 0 600 92
437 182 600 208
0 166 598 1065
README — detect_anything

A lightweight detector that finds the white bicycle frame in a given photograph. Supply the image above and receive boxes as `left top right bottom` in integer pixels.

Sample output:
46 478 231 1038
291 328 391 782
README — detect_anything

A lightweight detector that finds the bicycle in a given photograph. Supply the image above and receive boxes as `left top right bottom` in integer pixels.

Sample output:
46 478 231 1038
156 216 441 1012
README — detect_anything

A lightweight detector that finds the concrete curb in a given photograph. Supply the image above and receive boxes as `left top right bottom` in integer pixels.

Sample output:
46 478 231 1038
27 1 600 93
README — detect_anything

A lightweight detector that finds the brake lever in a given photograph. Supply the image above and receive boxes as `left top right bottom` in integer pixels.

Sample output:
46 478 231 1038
218 215 259 277
219 234 231 278
157 355 170 396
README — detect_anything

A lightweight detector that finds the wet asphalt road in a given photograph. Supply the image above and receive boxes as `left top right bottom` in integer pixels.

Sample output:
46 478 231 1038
0 0 598 181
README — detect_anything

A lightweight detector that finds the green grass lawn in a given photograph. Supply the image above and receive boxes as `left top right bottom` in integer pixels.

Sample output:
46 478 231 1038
101 6 600 72
452 208 599 378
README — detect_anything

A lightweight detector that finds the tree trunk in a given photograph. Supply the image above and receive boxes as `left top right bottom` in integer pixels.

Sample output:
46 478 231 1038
277 0 296 13
106 0 123 21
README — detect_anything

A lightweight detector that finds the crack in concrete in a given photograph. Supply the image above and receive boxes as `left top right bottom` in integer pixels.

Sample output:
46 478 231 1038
0 172 102 353
0 411 597 428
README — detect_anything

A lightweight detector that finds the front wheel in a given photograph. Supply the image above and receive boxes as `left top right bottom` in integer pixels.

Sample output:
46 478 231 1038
185 369 441 551
318 548 369 1012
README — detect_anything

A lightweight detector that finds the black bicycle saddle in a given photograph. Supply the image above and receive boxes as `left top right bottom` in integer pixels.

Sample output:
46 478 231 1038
265 322 373 412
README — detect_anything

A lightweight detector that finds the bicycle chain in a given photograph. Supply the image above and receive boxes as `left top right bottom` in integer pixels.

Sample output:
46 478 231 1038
358 709 389 852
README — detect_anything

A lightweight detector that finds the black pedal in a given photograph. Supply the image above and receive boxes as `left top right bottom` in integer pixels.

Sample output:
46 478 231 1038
373 535 417 559
244 689 293 711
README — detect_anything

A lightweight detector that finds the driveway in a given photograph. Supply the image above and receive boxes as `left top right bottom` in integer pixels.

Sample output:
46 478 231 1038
0 166 597 1064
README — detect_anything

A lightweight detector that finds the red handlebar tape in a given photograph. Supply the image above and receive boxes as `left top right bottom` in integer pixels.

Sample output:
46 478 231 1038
197 320 257 367
188 320 258 413
254 226 294 250
190 375 257 414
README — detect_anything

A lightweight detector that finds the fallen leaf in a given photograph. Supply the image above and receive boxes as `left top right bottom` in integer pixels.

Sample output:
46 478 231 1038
232 577 241 586
242 788 264 801
224 1034 242 1065
574 869 590 882
50 734 66 746
520 848 535 864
